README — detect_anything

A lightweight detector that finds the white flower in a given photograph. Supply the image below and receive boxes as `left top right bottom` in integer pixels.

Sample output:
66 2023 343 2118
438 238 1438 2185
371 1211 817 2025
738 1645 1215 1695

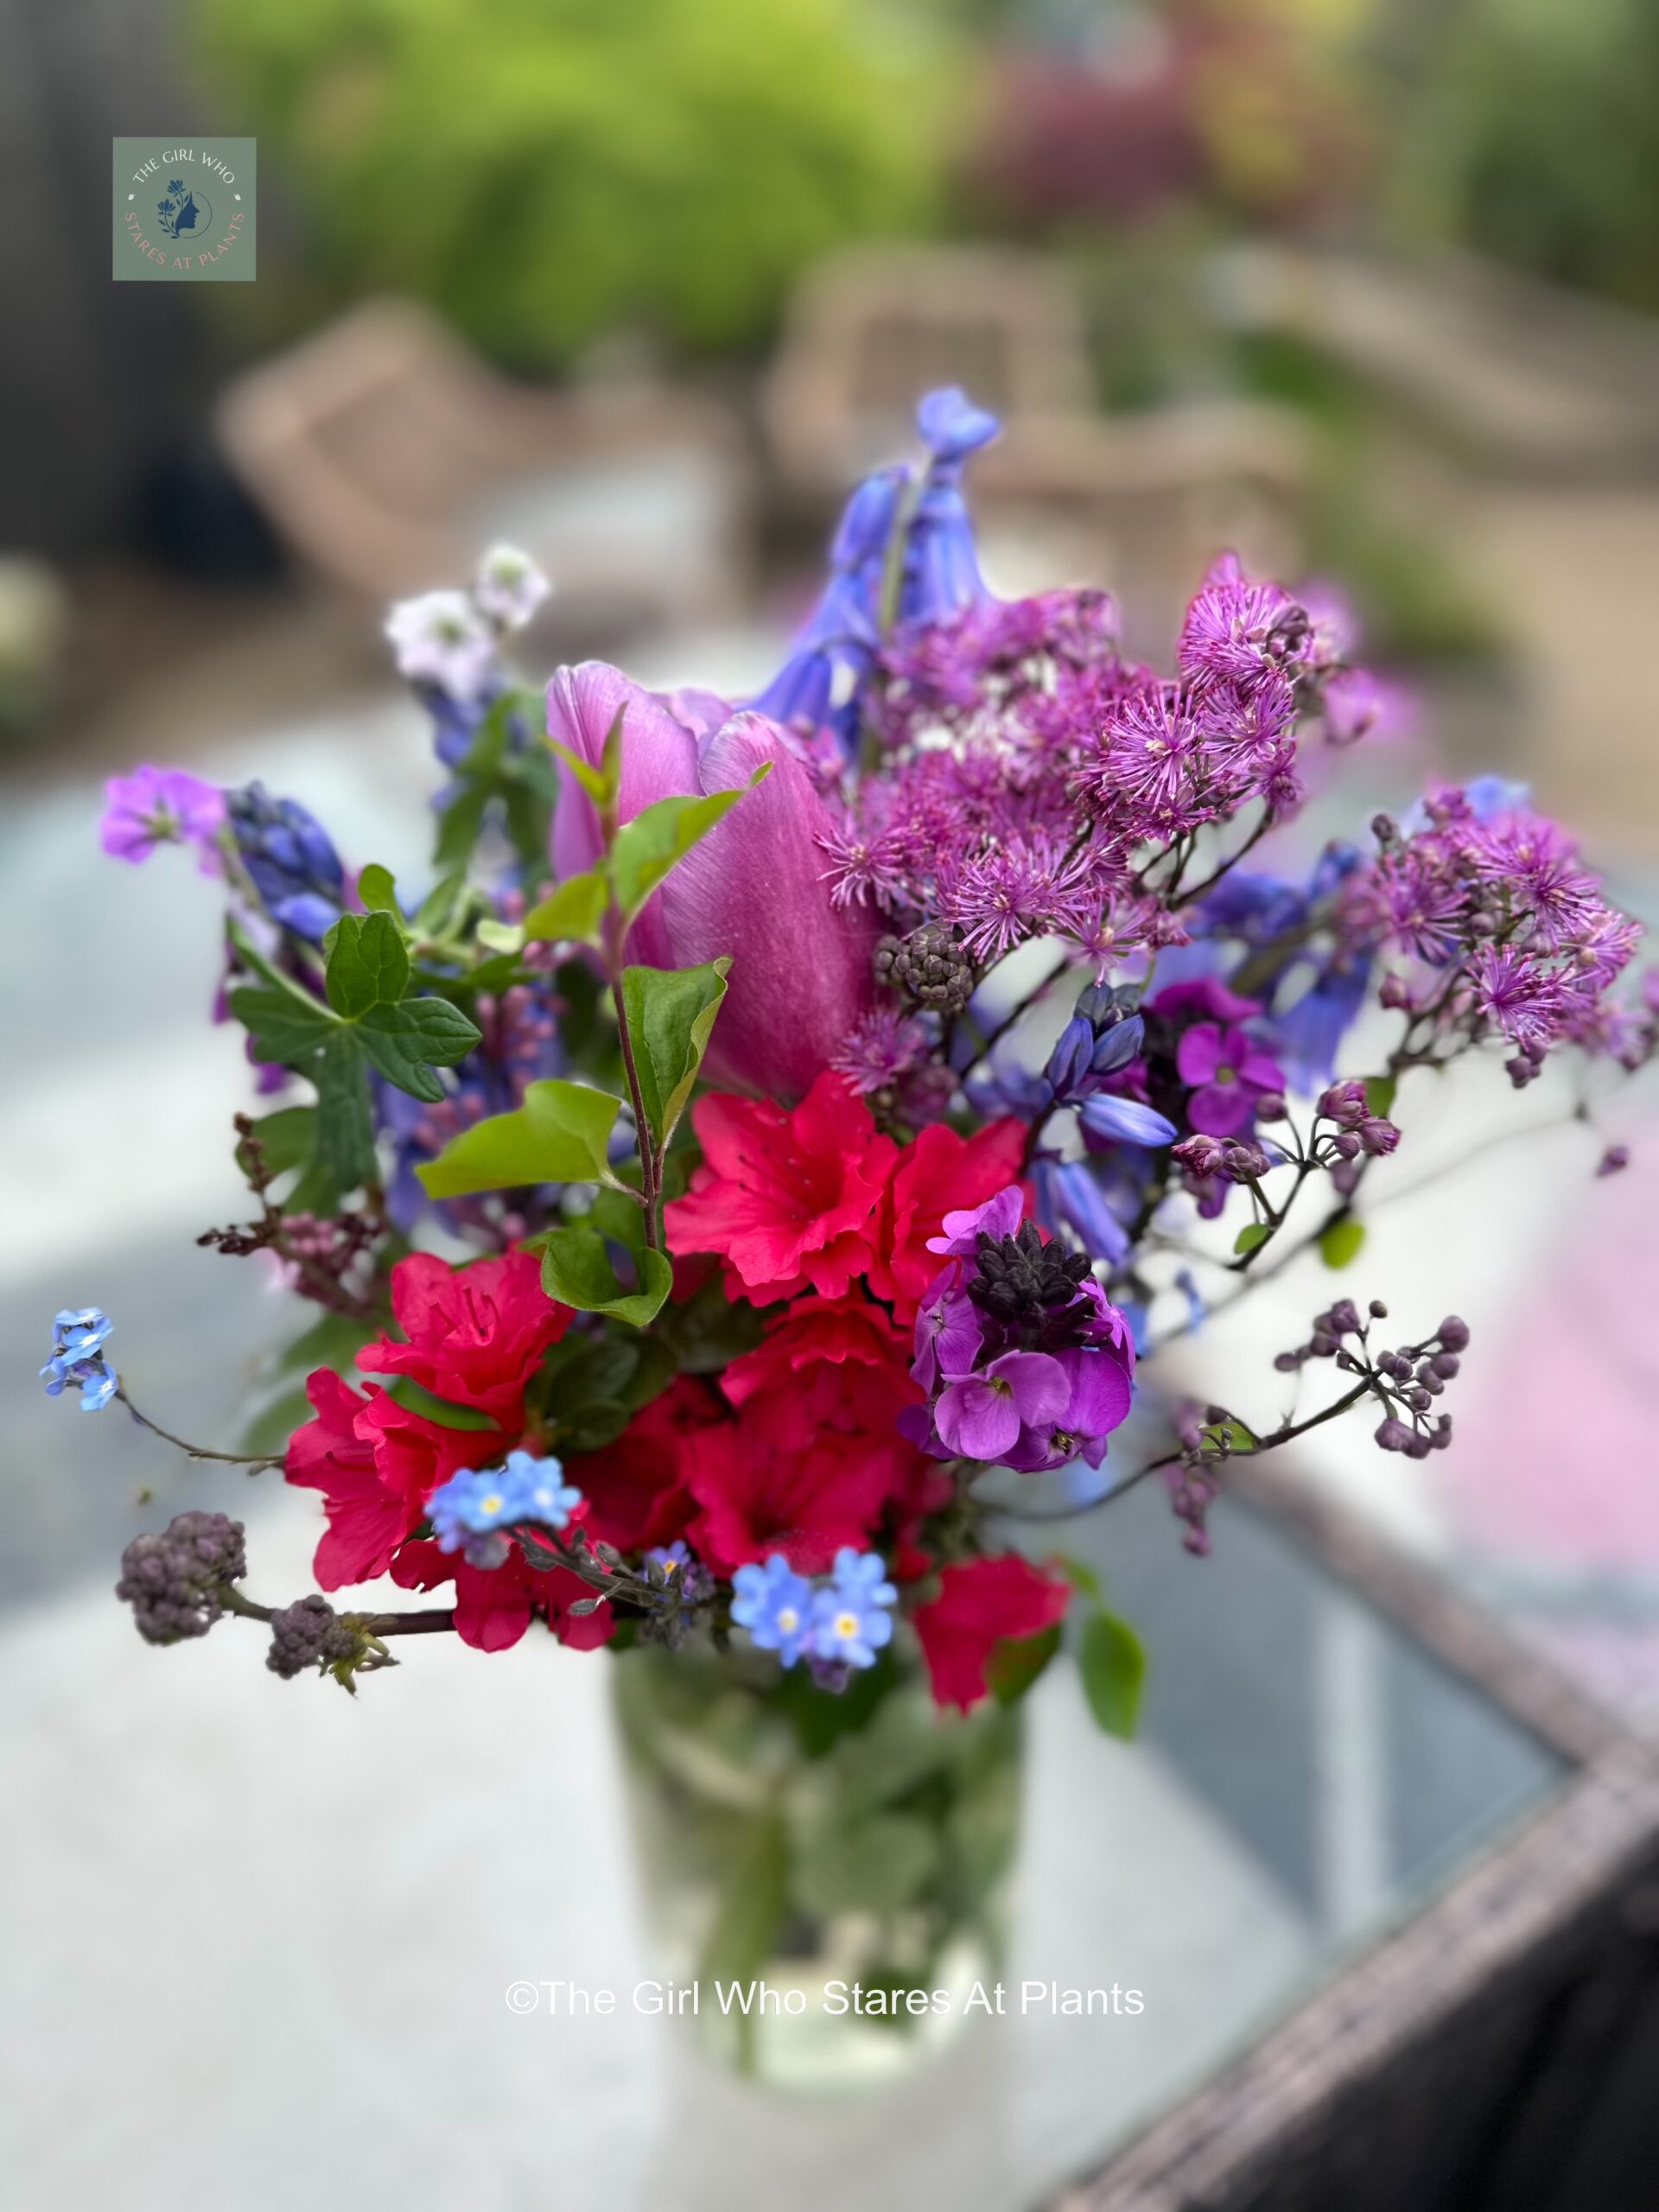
474 543 551 631
385 589 497 703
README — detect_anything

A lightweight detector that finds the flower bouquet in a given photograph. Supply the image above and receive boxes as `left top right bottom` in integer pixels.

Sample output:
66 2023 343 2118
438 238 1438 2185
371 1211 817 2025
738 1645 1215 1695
69 391 1651 2080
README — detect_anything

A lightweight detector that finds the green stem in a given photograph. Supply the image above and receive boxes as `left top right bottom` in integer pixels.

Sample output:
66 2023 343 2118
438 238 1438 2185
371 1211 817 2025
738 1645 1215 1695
116 1387 281 1471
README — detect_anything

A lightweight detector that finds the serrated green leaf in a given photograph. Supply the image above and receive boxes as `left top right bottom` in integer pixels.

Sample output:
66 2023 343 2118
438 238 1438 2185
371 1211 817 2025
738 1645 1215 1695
523 869 610 948
417 1078 622 1198
1319 1217 1366 1270
356 863 399 916
1233 1221 1271 1256
1077 1609 1147 1739
313 1032 378 1195
619 958 731 1152
229 984 338 1068
324 911 410 1020
988 1621 1062 1707
1363 1074 1397 1119
356 996 482 1102
537 1225 673 1326
609 766 771 920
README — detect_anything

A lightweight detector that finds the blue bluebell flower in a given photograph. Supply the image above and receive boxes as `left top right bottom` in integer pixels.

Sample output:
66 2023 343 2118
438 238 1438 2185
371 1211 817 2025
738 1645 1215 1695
41 1307 116 1412
810 1548 898 1669
226 782 346 942
1032 1157 1132 1265
1077 1093 1179 1147
730 1554 816 1666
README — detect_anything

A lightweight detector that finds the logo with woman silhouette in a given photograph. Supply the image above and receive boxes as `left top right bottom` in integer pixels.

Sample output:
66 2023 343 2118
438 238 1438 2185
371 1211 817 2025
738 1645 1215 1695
112 138 257 283
155 179 212 242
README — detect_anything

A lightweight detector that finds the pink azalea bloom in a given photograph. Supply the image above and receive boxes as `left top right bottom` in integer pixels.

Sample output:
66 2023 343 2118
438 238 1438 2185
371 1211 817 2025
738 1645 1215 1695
934 1349 1071 1463
1176 1020 1285 1137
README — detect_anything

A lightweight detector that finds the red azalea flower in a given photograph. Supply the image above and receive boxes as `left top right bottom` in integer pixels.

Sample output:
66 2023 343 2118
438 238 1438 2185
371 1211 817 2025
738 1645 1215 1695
569 1376 723 1554
664 1072 897 1304
391 1537 613 1654
721 1290 914 1406
914 1555 1071 1712
684 1414 902 1575
357 1251 573 1427
283 1369 492 1588
866 1118 1027 1323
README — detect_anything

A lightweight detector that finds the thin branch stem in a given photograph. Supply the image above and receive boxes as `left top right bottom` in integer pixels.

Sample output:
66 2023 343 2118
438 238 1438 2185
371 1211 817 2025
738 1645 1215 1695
219 1586 455 1636
116 1386 282 1472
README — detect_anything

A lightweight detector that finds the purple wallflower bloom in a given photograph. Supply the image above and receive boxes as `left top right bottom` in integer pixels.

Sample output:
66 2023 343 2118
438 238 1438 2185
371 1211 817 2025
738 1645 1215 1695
101 767 225 872
1176 1022 1286 1136
935 1349 1071 1462
912 1263 989 1391
926 1183 1026 1260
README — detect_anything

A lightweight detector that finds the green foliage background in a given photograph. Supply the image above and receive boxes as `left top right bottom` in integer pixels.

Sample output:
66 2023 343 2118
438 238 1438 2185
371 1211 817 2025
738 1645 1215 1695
197 0 949 366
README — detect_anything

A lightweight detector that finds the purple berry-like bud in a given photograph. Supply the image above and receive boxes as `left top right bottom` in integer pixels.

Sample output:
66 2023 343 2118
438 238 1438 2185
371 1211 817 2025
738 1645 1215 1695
1317 1080 1368 1128
1255 1093 1288 1122
1438 1316 1471 1352
1375 1418 1414 1452
1431 1351 1460 1379
1359 1117 1401 1157
1369 1299 1389 1319
1333 1132 1361 1160
1598 1146 1630 1178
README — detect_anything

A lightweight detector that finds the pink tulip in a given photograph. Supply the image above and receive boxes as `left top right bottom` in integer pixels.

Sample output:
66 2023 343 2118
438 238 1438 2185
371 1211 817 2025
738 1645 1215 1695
547 664 877 1099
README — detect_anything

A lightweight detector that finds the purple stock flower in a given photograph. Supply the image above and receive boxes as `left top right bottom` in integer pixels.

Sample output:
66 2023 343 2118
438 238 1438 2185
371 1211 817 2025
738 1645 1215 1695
1176 1022 1286 1137
926 1184 1025 1259
935 1348 1071 1463
101 767 225 872
911 1265 988 1392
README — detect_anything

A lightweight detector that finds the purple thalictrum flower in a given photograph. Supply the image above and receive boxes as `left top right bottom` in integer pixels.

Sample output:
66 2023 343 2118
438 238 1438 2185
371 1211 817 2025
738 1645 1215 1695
100 767 225 872
934 1349 1071 1463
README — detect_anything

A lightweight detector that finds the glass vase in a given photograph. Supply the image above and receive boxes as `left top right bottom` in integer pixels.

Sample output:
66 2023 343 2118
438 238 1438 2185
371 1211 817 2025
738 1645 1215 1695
611 1637 1023 2088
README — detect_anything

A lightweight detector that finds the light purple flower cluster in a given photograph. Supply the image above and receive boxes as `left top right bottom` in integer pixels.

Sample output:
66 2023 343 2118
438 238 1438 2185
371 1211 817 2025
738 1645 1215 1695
904 1187 1136 1472
1338 780 1645 1071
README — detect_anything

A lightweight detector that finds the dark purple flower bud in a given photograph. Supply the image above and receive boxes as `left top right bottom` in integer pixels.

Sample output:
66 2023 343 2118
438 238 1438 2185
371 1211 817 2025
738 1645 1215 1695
1369 1300 1389 1319
1430 1351 1460 1379
1220 1137 1273 1182
1255 1091 1289 1122
1403 1433 1432 1459
1333 1131 1361 1160
1173 1134 1228 1178
1327 1300 1361 1336
1598 1145 1630 1178
1359 1117 1401 1156
1438 1316 1471 1352
1318 1080 1368 1128
1375 1418 1414 1452
1379 974 1409 1010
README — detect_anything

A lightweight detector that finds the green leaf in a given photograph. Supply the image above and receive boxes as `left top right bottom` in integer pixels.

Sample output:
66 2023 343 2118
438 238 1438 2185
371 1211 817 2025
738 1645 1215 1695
697 1815 790 2072
1363 1074 1397 1119
434 782 489 869
1319 1217 1367 1270
791 1814 941 1920
356 863 400 916
609 767 771 921
413 869 467 937
536 1226 673 1327
1233 1221 1271 1256
1077 1609 1147 1739
357 997 482 1102
228 984 338 1068
988 1621 1062 1707
324 911 410 1019
313 1032 378 1195
1055 1554 1103 1602
474 918 525 955
546 706 625 807
522 869 611 949
417 1078 623 1198
619 959 731 1152
1200 1414 1258 1454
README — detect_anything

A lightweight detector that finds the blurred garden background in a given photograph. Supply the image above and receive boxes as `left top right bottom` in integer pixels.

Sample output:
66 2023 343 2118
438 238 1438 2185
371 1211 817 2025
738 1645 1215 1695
5 3 1659 2206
